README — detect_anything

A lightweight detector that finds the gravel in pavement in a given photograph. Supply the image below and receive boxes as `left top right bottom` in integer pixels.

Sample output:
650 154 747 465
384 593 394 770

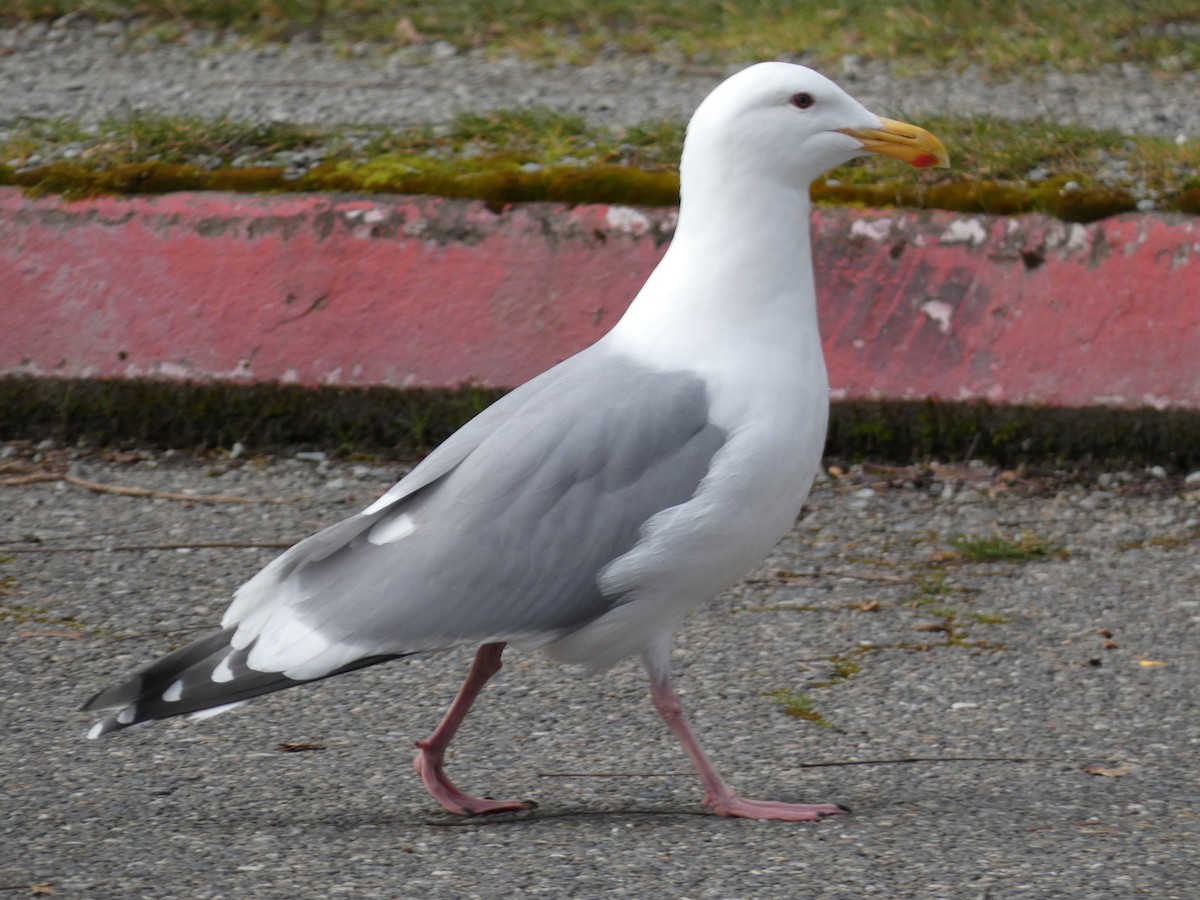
3 448 1198 897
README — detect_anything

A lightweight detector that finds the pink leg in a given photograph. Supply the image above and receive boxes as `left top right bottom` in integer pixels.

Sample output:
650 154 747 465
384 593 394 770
648 669 846 822
412 642 537 816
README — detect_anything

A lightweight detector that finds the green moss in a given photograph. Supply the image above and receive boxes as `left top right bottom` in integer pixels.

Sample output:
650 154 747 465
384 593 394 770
847 420 895 447
97 162 210 195
910 607 976 647
1034 177 1137 223
3 105 1198 220
5 377 1200 467
2 156 684 208
3 160 291 200
1176 188 1200 215
209 167 291 192
813 175 1146 223
546 165 680 207
923 181 1035 217
810 656 862 688
966 612 1010 625
825 398 1200 470
0 375 502 455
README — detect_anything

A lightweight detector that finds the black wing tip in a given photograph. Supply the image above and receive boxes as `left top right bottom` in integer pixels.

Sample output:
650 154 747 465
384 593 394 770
81 683 131 713
79 634 410 740
78 627 238 727
85 708 136 739
81 678 147 738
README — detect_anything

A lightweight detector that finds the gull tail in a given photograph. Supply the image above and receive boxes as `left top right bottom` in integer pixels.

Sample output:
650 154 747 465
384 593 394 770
82 627 404 738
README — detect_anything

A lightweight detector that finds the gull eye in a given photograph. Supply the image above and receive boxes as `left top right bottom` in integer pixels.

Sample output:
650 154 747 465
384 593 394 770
790 92 815 110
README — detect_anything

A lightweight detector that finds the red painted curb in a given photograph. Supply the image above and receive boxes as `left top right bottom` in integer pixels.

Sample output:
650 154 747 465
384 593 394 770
2 187 1197 409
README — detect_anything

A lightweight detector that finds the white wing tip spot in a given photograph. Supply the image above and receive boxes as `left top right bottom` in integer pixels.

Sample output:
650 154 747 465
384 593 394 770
211 652 237 683
368 512 417 545
163 679 184 702
187 700 248 722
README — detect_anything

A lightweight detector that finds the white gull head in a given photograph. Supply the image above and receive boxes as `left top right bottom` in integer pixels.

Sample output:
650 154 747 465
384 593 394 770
680 62 948 204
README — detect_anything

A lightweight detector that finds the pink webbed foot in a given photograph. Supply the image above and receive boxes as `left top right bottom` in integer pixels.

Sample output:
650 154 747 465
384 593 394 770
413 741 537 817
705 791 847 821
411 643 536 817
645 657 848 824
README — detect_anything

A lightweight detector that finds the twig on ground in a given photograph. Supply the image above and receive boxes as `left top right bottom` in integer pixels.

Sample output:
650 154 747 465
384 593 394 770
823 568 914 584
0 541 295 553
746 568 914 585
535 756 1073 778
0 470 297 504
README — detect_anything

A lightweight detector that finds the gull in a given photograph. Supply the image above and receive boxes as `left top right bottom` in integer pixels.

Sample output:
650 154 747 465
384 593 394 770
83 62 947 821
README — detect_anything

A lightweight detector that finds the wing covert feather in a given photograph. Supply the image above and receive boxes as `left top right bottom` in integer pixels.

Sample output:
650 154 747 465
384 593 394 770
226 349 725 671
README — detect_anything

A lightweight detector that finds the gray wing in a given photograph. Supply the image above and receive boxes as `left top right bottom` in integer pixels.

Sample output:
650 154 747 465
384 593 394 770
223 346 727 680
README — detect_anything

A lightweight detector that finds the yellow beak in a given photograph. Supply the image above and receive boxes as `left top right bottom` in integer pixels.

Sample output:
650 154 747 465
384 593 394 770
838 116 950 169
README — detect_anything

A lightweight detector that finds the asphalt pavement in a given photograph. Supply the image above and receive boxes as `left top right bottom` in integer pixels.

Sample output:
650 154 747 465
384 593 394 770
2 448 1197 898
4 18 1199 898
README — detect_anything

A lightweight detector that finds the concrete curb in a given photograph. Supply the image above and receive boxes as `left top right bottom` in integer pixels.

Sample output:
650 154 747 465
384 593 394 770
2 187 1197 409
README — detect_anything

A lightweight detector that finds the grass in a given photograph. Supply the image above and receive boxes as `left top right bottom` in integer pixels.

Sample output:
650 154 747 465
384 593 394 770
0 109 675 173
949 532 1062 562
3 108 1199 219
765 688 832 727
965 611 1010 625
810 656 862 688
1117 533 1200 551
3 4 1199 215
909 572 955 603
3 1 1198 74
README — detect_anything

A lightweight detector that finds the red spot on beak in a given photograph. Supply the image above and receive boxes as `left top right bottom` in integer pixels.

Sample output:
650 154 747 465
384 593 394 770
911 154 939 168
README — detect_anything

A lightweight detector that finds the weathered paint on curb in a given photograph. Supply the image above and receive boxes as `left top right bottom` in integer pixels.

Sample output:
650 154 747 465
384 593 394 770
2 187 1197 408
816 211 1199 409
